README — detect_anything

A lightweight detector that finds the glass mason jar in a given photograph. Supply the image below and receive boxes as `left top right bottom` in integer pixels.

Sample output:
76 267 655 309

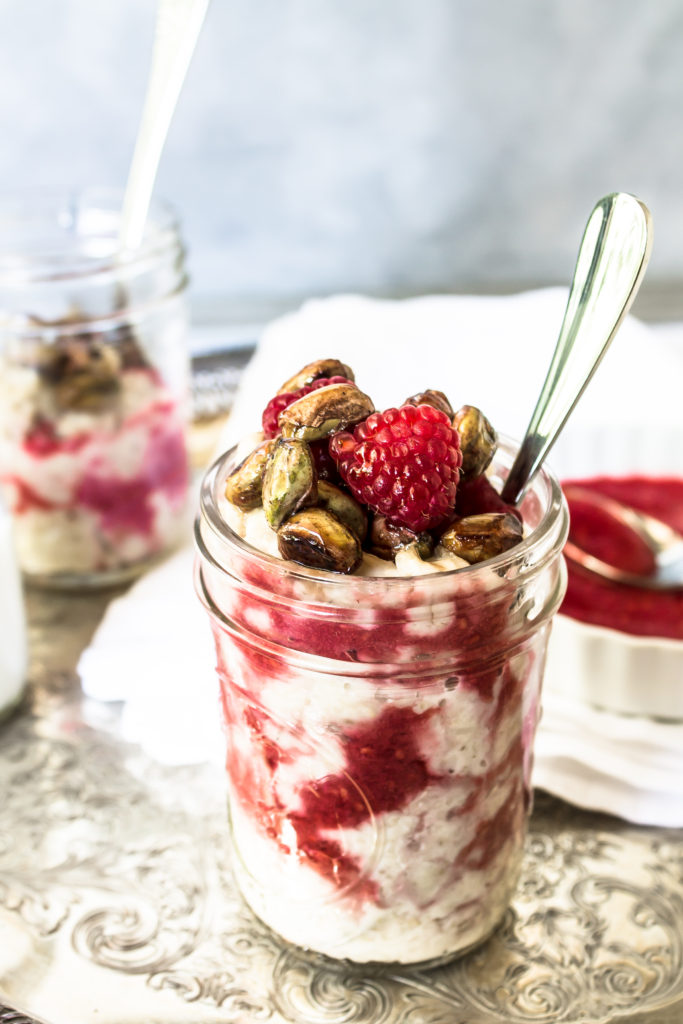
0 188 191 588
195 438 569 966
0 493 27 719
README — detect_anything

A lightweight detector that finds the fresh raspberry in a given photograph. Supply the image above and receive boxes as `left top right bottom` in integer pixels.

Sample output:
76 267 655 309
261 376 352 438
330 405 462 532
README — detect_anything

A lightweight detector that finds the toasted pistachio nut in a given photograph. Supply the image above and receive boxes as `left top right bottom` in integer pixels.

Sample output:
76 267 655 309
224 439 276 509
279 383 374 441
317 480 368 542
452 405 497 478
38 335 122 411
404 389 454 418
262 437 318 529
278 358 355 394
439 512 522 564
369 513 434 561
277 507 361 573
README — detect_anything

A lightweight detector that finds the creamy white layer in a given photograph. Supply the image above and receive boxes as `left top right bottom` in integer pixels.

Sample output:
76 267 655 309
230 799 520 964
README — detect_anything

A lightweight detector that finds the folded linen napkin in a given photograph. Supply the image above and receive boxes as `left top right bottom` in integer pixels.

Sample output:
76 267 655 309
219 289 683 474
79 290 683 827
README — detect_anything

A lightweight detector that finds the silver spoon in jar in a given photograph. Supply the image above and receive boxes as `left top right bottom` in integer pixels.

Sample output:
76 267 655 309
561 484 683 589
497 193 679 586
119 0 210 251
501 192 652 507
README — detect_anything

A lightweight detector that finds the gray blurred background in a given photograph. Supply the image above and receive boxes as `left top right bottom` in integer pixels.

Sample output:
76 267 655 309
1 0 682 323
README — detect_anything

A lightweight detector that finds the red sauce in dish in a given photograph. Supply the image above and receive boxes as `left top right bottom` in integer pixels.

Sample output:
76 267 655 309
561 476 683 640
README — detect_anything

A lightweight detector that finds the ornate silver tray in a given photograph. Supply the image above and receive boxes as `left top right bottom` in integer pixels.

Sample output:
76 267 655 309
1 568 683 1024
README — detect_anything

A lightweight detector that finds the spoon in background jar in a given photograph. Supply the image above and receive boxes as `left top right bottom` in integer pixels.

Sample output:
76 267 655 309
561 484 683 590
498 193 683 589
119 0 210 251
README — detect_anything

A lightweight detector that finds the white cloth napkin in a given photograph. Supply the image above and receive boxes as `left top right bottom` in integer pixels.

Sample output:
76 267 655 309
220 289 683 474
78 290 683 827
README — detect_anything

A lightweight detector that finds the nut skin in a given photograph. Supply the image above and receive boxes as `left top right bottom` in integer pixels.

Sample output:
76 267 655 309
262 438 318 529
107 323 150 370
278 358 355 395
37 335 122 411
277 507 362 573
439 512 523 564
224 439 276 510
279 383 375 441
316 480 368 542
404 389 454 418
369 513 434 562
452 405 497 478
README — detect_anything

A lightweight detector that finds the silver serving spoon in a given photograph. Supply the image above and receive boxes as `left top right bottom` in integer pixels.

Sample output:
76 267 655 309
499 193 683 589
119 0 210 251
562 485 683 589
501 192 652 510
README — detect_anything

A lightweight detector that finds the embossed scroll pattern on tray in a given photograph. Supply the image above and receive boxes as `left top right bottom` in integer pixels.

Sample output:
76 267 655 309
1 708 682 1024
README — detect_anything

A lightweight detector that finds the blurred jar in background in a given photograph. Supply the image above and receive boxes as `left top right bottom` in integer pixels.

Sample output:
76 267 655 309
0 188 191 588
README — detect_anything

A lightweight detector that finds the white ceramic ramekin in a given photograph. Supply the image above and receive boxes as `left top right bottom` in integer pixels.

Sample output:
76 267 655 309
544 613 683 721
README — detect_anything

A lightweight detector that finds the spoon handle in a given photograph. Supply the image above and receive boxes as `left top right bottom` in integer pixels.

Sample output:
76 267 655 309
501 193 653 506
120 0 210 251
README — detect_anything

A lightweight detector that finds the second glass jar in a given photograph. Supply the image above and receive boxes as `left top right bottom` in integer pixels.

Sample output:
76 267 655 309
0 188 191 587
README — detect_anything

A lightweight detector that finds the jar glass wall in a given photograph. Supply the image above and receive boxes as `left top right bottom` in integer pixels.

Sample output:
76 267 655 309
0 188 191 588
195 439 569 966
0 493 26 719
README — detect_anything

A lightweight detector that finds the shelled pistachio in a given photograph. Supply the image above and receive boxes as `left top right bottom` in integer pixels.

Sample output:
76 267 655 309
404 389 454 418
316 480 368 542
278 358 355 394
277 507 362 573
452 405 497 478
280 383 374 441
440 512 522 564
369 513 434 561
224 439 276 510
262 438 318 529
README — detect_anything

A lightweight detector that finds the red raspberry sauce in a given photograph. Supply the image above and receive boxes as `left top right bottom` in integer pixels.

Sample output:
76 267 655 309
76 422 188 533
23 420 90 457
6 406 188 537
561 476 683 639
219 636 526 902
10 480 57 514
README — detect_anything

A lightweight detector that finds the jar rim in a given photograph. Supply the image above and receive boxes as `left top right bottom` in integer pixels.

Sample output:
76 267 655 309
198 435 569 589
0 186 182 285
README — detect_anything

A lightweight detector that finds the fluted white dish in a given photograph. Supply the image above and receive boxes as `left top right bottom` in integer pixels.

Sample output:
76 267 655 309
545 613 683 720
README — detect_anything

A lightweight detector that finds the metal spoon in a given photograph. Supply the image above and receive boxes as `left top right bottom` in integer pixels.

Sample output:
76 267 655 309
501 193 653 507
119 0 210 251
562 485 683 589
